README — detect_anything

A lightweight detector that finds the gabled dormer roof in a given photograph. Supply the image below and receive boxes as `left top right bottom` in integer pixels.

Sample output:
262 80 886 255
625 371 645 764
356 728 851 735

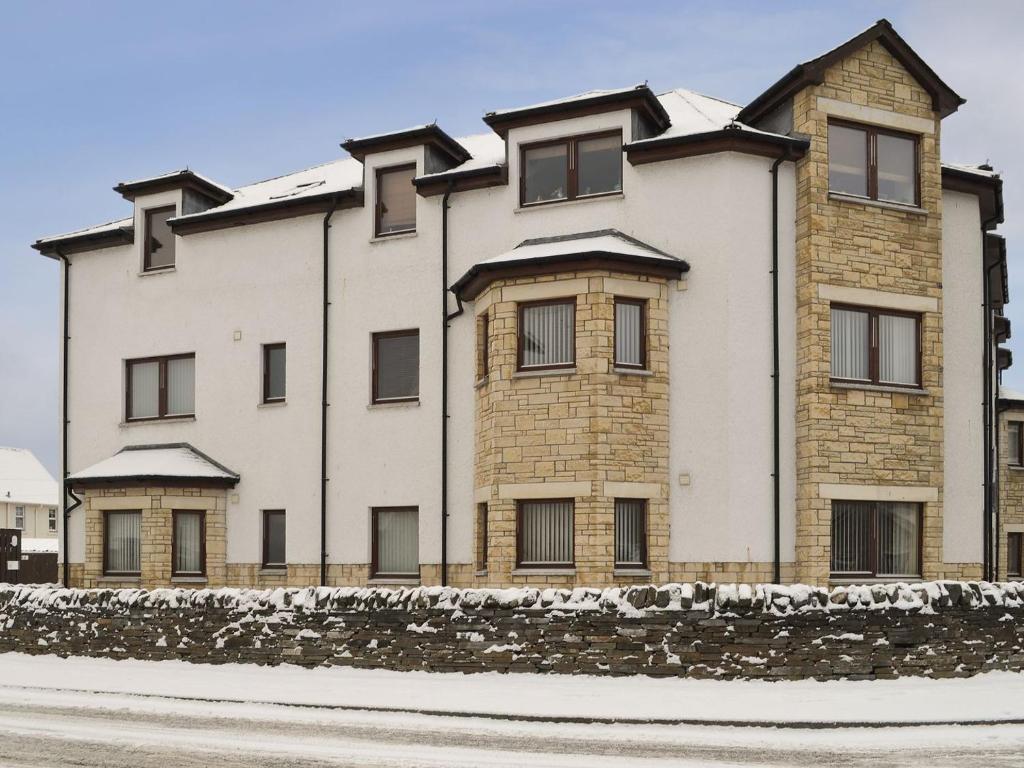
341 123 471 166
738 18 965 125
483 84 671 137
113 169 234 204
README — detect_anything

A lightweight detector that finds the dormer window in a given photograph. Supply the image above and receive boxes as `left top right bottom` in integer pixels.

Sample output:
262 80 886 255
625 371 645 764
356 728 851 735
143 206 176 271
375 164 416 236
520 131 622 207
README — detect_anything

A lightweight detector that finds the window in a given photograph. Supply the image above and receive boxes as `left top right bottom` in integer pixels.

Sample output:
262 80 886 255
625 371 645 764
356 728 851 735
1009 533 1023 579
262 343 286 403
477 312 489 380
262 510 286 569
104 510 141 576
476 502 488 571
143 206 176 271
372 330 419 403
830 501 921 579
372 507 419 579
828 120 918 206
14 506 24 530
1008 422 1023 467
172 510 205 577
517 499 574 568
518 299 575 371
48 508 57 533
375 164 416 236
614 298 646 369
520 131 622 206
126 354 195 420
830 305 919 387
614 499 647 569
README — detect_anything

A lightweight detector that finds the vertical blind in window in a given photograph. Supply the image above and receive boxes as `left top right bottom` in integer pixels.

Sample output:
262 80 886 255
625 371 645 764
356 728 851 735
876 502 919 577
1008 422 1022 466
830 501 920 578
377 166 416 235
106 511 141 574
174 512 203 575
374 331 419 401
1009 533 1023 578
520 302 574 368
878 314 916 384
166 356 195 415
130 361 160 418
518 500 573 566
614 499 646 568
831 308 870 380
375 508 419 576
615 300 644 367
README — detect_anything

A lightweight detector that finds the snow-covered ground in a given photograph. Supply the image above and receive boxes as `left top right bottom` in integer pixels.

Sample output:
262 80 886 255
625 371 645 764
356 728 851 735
1 654 1024 766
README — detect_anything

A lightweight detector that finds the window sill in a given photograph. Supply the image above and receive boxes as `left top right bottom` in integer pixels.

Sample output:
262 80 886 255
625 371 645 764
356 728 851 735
367 577 421 586
475 569 488 577
830 381 928 397
367 399 421 410
515 192 623 214
475 376 489 390
614 568 652 577
511 568 576 576
370 230 417 244
830 576 922 586
828 193 926 216
1009 466 1024 472
98 576 140 585
259 567 287 576
258 400 287 409
613 367 653 377
513 368 576 379
120 415 196 427
171 576 208 584
139 266 176 277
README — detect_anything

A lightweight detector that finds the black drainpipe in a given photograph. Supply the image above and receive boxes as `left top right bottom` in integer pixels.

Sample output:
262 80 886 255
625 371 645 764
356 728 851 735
321 197 341 587
58 248 82 588
441 180 463 587
770 149 789 585
981 218 1000 582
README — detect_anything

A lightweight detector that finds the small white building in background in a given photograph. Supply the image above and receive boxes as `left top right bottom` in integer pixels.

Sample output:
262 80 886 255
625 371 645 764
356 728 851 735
0 447 58 541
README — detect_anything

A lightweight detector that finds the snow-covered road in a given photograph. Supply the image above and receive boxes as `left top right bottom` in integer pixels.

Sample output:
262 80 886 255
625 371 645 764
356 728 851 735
1 654 1024 766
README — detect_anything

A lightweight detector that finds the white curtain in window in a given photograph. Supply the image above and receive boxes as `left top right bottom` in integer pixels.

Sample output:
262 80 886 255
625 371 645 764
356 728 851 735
831 308 869 380
174 513 202 574
130 361 159 418
831 501 871 574
376 508 418 575
614 499 645 566
522 303 574 367
877 502 919 577
1009 423 1022 465
615 302 643 366
106 511 140 573
519 500 573 565
879 314 916 385
166 357 195 415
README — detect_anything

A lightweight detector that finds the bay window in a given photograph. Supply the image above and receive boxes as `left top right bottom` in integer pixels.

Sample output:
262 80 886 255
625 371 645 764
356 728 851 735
126 354 195 420
1008 422 1023 467
517 499 574 568
614 498 647 569
1009 533 1023 579
104 510 141 577
830 305 920 388
518 299 575 371
831 500 921 579
172 510 205 577
372 507 419 579
614 297 646 369
520 131 622 206
828 120 919 206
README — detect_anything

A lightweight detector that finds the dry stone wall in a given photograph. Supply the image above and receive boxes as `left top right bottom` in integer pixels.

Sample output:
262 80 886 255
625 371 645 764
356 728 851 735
2 581 1023 681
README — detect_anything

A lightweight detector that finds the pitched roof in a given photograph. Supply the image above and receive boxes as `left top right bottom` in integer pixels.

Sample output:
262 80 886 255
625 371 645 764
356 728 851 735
341 123 471 165
68 444 239 488
113 169 234 203
738 18 964 125
0 447 57 507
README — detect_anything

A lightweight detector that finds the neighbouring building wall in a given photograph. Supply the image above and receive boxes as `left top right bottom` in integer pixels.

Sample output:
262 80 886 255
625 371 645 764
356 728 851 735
999 408 1024 580
1 502 55 538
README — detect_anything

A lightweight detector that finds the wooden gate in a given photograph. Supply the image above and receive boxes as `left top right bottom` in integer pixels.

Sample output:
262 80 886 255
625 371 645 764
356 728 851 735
0 529 22 583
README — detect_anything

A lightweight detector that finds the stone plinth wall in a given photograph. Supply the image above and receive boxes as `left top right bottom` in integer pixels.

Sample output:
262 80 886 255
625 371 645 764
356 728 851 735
3 581 1023 681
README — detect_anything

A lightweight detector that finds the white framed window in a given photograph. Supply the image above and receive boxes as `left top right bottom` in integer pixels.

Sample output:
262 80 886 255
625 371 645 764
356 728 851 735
48 508 57 533
14 506 25 530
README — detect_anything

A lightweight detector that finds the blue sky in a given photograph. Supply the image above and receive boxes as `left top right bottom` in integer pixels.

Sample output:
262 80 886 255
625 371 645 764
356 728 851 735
1 1 1020 475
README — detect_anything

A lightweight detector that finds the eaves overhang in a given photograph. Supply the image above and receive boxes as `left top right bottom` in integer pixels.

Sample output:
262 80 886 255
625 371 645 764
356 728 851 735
32 224 135 260
341 124 471 166
414 164 508 197
942 165 1004 229
168 188 364 235
113 170 234 204
625 127 808 165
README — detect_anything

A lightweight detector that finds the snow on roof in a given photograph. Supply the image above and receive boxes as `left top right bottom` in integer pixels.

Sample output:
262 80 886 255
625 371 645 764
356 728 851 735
485 85 647 117
943 162 1000 179
479 229 680 267
22 538 57 554
115 168 235 197
68 444 238 484
415 132 506 180
35 216 133 246
342 124 435 144
0 448 57 507
1000 387 1024 402
628 88 793 146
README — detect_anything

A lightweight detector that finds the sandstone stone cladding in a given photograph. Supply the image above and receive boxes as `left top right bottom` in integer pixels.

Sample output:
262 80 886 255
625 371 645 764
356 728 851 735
999 408 1024 580
791 40 964 583
474 270 671 587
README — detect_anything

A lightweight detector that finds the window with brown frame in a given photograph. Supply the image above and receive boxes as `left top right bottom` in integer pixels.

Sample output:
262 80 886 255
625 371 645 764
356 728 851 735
372 330 419 403
143 205 177 271
375 164 416 236
830 500 922 579
172 510 206 577
476 502 488 571
103 510 141 577
262 343 286 403
477 312 489 380
518 298 576 371
126 353 195 420
371 507 419 579
262 510 286 569
520 130 622 207
830 305 920 388
828 119 919 206
1007 422 1023 467
614 499 647 569
517 499 574 569
1008 533 1023 579
614 298 646 369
